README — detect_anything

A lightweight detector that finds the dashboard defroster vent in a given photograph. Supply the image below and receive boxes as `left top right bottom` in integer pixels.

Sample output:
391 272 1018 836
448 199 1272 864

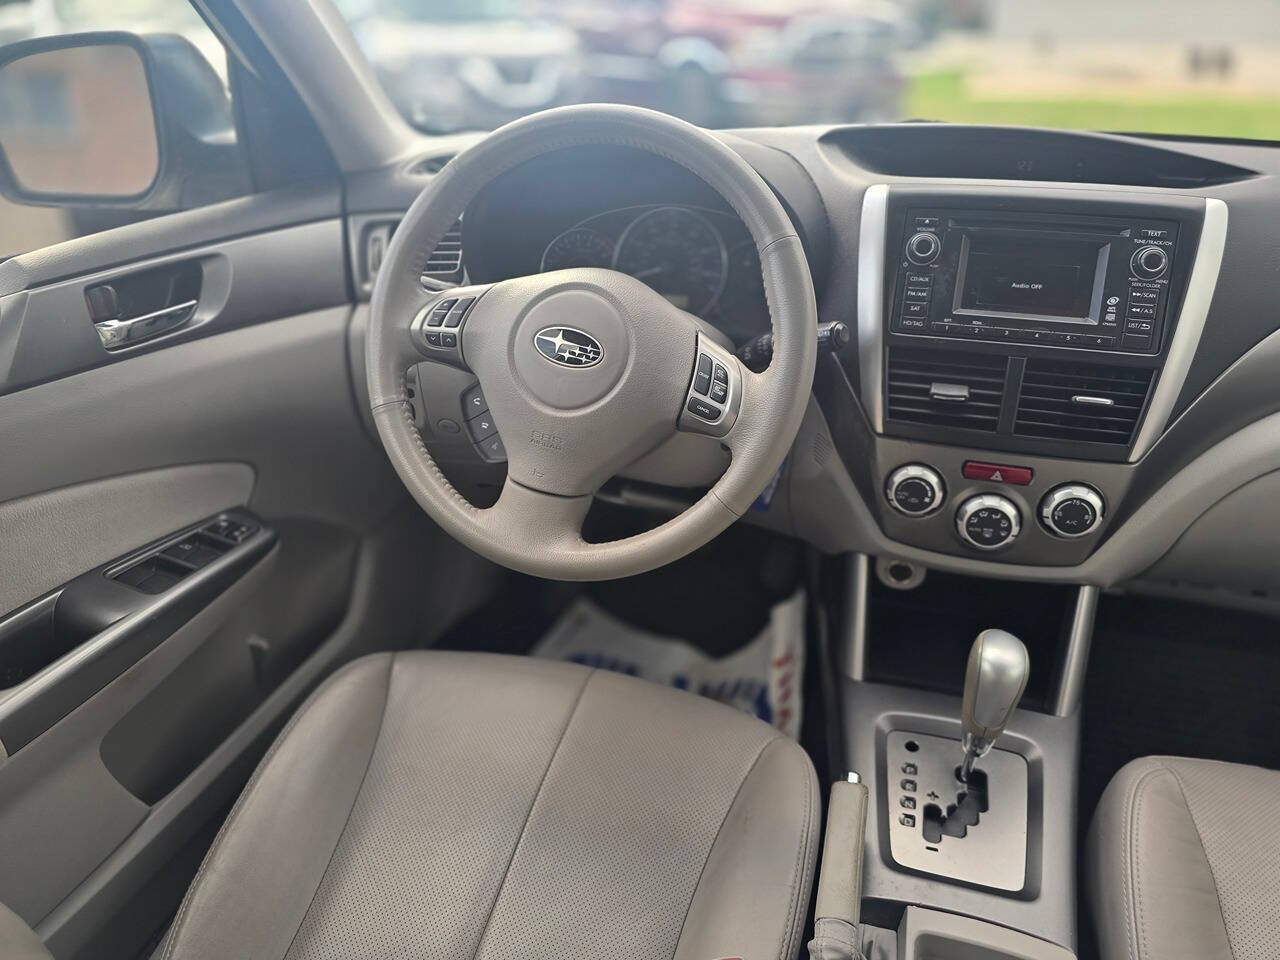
422 220 464 283
1015 358 1153 445
886 347 1007 432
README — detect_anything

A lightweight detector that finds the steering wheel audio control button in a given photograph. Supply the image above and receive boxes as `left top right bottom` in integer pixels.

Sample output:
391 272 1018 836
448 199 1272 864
956 494 1021 551
461 384 488 417
443 297 474 327
467 412 498 442
687 396 721 422
475 433 506 463
885 463 945 517
426 299 456 327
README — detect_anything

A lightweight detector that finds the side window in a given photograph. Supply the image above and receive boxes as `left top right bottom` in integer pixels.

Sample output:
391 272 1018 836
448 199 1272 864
0 0 251 260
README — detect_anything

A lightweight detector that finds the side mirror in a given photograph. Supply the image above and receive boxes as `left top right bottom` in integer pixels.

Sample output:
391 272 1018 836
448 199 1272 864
0 31 248 210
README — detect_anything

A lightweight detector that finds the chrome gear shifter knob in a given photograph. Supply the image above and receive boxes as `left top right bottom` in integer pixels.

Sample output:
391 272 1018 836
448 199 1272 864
959 629 1030 783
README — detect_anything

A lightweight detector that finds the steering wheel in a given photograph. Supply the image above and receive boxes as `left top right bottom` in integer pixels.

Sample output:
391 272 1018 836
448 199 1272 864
367 105 817 581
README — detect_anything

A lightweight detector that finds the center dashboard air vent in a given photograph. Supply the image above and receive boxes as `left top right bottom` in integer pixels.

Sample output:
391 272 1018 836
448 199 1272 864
886 347 1007 433
1014 358 1154 446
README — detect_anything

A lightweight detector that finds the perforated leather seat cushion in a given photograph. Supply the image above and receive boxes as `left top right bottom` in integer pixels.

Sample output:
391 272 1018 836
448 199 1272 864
1086 756 1280 960
162 651 820 960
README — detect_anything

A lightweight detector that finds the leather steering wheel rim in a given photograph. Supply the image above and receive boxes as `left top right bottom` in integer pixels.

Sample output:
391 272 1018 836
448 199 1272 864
367 104 817 581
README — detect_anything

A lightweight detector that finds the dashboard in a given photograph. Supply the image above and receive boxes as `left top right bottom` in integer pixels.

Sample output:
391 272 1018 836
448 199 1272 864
365 121 1280 592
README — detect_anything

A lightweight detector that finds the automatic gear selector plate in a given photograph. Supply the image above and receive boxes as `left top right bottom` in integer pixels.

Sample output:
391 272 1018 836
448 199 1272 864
886 731 1029 892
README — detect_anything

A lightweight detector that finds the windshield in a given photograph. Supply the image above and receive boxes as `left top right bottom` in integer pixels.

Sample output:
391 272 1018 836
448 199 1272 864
335 0 1280 141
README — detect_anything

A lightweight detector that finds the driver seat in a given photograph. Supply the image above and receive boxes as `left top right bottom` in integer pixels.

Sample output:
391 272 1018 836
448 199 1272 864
160 651 820 960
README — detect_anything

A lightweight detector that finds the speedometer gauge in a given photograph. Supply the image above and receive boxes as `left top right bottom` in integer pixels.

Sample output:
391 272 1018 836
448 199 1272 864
540 228 614 272
613 206 728 316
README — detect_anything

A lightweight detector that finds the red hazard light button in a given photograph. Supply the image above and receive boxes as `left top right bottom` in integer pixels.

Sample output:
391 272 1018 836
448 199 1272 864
962 461 1033 485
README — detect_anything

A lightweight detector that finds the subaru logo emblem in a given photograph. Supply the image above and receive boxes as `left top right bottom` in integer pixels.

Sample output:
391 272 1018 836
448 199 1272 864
533 326 604 368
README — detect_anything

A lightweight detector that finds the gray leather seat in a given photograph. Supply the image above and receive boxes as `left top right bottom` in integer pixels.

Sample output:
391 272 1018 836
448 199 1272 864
1086 756 1280 960
162 651 820 960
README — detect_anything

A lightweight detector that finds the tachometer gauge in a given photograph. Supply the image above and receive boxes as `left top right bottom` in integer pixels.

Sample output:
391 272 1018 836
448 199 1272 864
716 239 769 339
612 206 728 316
540 227 614 272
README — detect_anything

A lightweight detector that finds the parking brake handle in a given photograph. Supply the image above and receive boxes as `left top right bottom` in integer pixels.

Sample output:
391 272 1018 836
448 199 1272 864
807 772 870 960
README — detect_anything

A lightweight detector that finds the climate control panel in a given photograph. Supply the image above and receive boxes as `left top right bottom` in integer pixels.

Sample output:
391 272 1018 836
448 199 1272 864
882 459 1110 558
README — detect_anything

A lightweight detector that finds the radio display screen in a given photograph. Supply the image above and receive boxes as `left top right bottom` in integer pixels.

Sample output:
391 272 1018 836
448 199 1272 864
957 235 1105 323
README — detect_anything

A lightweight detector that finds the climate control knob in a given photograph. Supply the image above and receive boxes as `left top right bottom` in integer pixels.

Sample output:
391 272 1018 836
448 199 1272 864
956 494 1021 551
905 231 942 265
1131 245 1169 280
886 463 945 517
1040 484 1105 539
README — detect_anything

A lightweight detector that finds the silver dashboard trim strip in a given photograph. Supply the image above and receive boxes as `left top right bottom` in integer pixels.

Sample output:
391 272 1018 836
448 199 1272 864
857 183 890 432
1129 196 1228 461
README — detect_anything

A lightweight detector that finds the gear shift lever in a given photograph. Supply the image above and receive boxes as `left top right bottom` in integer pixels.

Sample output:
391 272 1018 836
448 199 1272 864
958 629 1029 783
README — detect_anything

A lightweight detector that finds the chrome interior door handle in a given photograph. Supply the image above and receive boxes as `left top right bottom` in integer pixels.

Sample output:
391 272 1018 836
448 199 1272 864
94 300 198 350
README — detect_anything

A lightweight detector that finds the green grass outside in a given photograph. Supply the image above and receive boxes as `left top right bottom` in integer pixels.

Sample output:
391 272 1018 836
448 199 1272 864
906 69 1280 141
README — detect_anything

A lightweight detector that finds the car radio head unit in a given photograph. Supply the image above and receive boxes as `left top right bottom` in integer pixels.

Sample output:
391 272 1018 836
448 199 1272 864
890 208 1180 354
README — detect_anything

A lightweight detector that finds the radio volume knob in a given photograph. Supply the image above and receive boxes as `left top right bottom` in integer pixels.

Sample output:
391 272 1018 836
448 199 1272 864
886 463 945 517
1040 484 1105 538
956 494 1021 551
905 231 942 265
1131 245 1168 280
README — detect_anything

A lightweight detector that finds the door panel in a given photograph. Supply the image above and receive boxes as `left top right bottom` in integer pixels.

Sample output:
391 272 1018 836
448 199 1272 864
0 194 497 958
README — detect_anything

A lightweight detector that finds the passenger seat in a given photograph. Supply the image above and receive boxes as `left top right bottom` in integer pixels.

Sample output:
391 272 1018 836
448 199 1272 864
1086 756 1280 960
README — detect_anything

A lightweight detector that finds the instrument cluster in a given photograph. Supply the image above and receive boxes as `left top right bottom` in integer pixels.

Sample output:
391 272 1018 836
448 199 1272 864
538 204 768 342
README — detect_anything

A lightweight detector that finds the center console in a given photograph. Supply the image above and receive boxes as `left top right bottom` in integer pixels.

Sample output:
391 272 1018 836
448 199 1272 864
849 184 1224 567
836 557 1095 956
